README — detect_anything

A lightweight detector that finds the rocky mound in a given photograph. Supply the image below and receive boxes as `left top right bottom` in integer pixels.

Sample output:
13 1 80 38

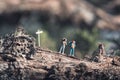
0 47 120 80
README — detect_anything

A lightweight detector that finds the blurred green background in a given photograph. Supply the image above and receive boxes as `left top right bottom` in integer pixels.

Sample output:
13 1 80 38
0 0 120 58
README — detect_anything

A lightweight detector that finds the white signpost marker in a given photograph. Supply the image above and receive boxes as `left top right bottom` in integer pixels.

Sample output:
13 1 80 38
36 30 43 47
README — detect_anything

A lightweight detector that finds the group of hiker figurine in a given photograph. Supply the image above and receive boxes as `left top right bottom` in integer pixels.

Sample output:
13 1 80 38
0 25 118 62
59 38 76 56
58 37 116 62
57 34 111 62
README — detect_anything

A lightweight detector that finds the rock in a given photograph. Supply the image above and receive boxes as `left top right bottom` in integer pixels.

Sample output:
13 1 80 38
1 54 16 62
0 27 120 80
0 27 36 60
112 57 120 66
65 67 75 80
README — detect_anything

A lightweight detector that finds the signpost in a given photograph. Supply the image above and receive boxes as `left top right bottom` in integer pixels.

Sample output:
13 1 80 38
36 30 43 47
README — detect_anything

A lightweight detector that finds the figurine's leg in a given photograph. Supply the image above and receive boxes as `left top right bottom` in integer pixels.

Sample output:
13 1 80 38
72 48 75 56
62 46 65 54
70 48 73 56
59 46 62 53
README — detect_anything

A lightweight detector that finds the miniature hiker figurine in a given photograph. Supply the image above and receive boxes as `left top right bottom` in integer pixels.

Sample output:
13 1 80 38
0 36 3 47
15 26 26 37
69 40 76 56
59 38 67 54
92 43 106 62
98 43 106 56
0 36 4 52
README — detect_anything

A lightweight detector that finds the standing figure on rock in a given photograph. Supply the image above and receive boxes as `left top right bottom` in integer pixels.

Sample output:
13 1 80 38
98 43 106 56
15 25 26 37
69 40 76 56
0 36 4 52
92 43 106 62
59 38 67 54
0 36 3 47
